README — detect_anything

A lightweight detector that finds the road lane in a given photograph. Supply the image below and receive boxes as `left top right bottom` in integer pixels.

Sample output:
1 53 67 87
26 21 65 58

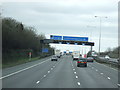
72 59 118 88
89 61 118 85
2 56 52 76
2 57 59 88
2 55 118 88
35 55 78 88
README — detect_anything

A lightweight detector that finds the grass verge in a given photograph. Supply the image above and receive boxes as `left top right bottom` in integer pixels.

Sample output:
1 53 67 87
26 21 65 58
2 57 40 69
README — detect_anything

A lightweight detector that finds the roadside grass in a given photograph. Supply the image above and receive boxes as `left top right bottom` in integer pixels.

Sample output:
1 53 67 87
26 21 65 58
2 57 40 69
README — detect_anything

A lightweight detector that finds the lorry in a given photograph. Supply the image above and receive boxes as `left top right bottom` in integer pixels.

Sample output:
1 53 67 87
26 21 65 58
55 50 61 58
72 51 80 60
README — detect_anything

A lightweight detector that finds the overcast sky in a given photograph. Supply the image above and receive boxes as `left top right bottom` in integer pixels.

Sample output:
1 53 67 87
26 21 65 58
1 0 119 53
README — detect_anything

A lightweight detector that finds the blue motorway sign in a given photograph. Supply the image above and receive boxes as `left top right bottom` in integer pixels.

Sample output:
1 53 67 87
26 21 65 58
50 35 62 40
63 36 88 42
42 48 48 53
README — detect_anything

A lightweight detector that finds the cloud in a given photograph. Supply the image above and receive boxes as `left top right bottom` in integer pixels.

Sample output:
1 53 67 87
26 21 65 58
2 0 119 52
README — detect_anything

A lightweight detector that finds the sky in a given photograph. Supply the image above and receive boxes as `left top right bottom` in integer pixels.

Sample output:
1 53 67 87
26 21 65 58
1 0 119 54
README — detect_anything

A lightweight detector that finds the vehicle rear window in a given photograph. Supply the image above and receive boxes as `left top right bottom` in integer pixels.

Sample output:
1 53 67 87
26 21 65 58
78 60 87 62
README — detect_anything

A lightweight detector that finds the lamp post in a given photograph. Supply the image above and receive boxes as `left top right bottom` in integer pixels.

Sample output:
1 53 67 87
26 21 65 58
95 16 107 56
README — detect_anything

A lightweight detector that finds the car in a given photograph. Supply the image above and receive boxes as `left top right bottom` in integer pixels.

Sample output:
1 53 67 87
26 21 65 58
87 57 94 62
77 59 87 67
51 55 58 61
105 55 110 60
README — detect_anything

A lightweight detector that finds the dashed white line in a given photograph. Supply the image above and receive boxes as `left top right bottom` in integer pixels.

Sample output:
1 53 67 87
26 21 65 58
107 77 111 80
74 72 77 74
95 61 118 71
92 67 94 69
48 71 50 73
53 66 55 68
73 69 75 71
117 84 120 87
44 75 46 77
100 73 103 75
36 81 40 84
51 68 53 70
96 69 98 71
77 82 81 85
76 76 78 79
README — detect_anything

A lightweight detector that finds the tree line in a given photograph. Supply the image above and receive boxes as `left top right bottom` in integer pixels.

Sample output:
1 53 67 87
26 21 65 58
2 17 54 64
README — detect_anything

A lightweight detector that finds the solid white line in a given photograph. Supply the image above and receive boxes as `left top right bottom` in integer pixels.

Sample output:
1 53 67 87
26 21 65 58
100 73 103 75
74 72 77 74
36 81 40 84
76 76 78 78
0 59 50 79
77 82 81 85
107 77 111 80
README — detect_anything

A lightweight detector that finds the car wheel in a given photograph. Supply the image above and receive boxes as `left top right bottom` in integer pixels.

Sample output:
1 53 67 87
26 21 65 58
77 65 79 67
85 64 87 67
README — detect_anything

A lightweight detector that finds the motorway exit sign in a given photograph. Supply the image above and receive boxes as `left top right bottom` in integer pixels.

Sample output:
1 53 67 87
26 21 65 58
50 35 62 40
63 36 88 42
50 35 88 42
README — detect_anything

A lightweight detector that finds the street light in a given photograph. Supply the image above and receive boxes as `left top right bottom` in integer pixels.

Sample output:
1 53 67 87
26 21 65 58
95 16 107 56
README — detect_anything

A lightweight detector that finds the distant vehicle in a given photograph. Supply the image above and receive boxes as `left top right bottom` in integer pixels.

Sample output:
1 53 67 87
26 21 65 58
105 55 110 60
55 50 61 58
73 51 80 60
51 55 58 61
87 57 94 62
77 58 87 67
66 50 70 55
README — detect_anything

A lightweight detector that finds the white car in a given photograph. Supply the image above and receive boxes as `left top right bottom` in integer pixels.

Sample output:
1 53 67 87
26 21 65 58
105 55 110 60
51 55 58 61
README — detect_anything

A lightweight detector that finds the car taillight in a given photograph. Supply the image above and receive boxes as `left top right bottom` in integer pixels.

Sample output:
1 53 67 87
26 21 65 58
84 62 87 63
77 61 81 63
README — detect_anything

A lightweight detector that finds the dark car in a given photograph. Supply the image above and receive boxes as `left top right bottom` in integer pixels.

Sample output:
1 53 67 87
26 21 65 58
87 57 94 62
51 55 58 61
77 59 87 67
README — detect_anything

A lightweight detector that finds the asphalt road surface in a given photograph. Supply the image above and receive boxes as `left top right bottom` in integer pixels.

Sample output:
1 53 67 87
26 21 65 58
2 55 118 88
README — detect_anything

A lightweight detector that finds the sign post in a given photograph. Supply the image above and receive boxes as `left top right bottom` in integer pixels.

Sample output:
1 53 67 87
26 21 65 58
29 52 32 60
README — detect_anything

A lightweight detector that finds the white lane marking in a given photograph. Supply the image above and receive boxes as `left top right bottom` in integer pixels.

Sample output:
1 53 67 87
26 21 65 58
96 69 98 71
44 75 46 77
107 77 111 80
77 82 81 85
51 68 53 70
53 66 55 68
73 69 75 71
117 84 120 87
76 76 78 78
36 81 40 84
100 73 103 75
0 59 50 80
48 71 50 73
92 67 94 69
74 72 77 74
95 61 118 71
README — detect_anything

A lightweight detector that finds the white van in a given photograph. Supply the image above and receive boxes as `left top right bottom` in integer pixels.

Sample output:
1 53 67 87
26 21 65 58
73 51 80 60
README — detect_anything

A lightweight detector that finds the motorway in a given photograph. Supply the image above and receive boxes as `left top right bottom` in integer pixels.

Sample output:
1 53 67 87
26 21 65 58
2 55 118 88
